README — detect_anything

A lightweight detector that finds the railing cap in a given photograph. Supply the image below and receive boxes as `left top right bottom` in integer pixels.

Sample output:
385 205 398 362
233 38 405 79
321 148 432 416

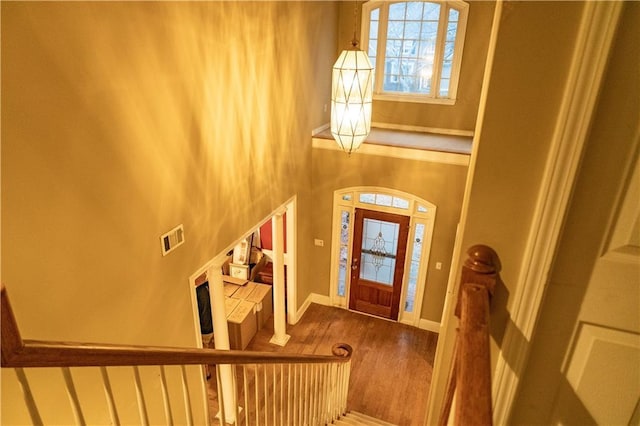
332 343 353 360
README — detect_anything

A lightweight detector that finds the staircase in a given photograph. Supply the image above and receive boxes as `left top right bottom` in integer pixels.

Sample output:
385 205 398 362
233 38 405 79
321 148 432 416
335 411 397 425
1 284 371 425
2 244 498 425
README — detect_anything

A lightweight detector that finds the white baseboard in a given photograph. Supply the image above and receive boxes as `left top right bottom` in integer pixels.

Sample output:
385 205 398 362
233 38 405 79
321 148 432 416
418 319 441 333
309 293 332 306
298 293 440 334
296 292 332 320
311 123 330 136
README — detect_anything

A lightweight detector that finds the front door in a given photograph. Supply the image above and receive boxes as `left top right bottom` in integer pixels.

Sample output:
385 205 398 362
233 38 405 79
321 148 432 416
349 208 410 320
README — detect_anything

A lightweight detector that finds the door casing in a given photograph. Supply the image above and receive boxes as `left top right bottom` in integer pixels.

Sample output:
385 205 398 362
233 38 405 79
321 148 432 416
329 187 436 326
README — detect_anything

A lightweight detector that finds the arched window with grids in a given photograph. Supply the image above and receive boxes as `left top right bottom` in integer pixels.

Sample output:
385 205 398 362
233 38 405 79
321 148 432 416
361 0 469 104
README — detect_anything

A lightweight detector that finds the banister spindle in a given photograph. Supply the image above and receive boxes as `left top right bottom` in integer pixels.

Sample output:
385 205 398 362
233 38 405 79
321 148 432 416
272 364 276 426
263 364 268 426
308 365 314 425
304 363 310 425
321 364 327 423
216 365 226 426
14 368 43 425
297 364 302 425
280 364 284 426
287 364 292 426
132 367 149 426
313 364 319 425
100 367 120 426
159 366 174 426
232 365 240 426
179 365 193 426
61 367 86 426
253 364 258 426
242 366 249 426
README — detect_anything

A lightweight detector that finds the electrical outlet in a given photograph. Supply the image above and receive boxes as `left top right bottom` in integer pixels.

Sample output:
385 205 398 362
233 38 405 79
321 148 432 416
314 239 324 247
435 262 443 270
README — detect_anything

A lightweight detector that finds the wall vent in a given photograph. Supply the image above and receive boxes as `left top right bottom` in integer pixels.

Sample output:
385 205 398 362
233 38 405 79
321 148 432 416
160 224 185 256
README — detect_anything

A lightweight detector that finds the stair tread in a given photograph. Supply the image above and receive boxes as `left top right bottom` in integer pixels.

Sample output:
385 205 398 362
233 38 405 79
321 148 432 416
348 411 398 426
337 415 364 425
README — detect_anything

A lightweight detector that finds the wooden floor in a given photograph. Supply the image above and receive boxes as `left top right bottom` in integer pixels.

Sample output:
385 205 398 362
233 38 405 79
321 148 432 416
208 303 438 425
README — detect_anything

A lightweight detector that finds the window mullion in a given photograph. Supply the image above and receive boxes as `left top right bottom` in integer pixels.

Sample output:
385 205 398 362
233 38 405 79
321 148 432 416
399 2 408 89
362 0 467 103
431 2 447 99
447 4 468 100
375 4 390 94
360 5 371 53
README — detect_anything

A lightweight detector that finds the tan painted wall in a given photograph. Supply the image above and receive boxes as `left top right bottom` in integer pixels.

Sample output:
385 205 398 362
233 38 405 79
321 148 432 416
464 1 583 312
337 1 495 132
460 0 585 350
428 1 587 419
1 1 337 423
511 2 640 423
310 149 468 322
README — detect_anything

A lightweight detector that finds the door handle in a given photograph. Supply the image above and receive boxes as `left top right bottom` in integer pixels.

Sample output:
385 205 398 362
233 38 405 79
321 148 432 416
351 258 358 270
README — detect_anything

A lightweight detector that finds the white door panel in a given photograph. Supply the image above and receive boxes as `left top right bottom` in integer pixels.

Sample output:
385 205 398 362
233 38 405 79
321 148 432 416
565 324 640 425
550 154 640 424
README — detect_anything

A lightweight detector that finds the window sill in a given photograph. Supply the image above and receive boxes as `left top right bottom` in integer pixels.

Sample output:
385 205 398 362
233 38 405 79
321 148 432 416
374 94 457 105
312 126 472 166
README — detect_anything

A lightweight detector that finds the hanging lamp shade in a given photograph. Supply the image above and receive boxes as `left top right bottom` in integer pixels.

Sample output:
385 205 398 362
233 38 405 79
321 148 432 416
331 47 374 154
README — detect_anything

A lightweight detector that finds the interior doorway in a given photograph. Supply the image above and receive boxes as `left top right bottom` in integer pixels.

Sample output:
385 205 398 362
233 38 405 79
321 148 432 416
187 197 298 353
349 208 410 320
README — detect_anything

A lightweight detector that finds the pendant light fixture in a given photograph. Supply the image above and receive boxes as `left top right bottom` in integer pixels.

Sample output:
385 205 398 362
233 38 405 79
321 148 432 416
331 2 373 154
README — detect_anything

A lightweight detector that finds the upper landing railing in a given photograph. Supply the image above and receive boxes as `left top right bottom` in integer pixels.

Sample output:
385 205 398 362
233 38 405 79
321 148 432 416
1 285 352 425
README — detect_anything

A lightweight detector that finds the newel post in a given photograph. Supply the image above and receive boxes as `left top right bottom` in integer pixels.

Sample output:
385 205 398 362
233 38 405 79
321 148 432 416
455 245 500 426
440 245 500 426
1 285 25 366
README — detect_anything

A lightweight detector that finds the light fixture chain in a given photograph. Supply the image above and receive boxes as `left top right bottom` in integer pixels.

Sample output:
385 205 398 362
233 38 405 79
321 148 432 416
352 1 359 48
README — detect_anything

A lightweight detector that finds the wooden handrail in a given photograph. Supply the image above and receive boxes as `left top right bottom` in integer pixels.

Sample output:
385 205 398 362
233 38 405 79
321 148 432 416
457 283 492 425
439 244 499 426
1 286 352 369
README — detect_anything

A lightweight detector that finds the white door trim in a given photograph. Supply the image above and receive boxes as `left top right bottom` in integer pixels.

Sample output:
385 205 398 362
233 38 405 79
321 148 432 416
285 197 298 324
